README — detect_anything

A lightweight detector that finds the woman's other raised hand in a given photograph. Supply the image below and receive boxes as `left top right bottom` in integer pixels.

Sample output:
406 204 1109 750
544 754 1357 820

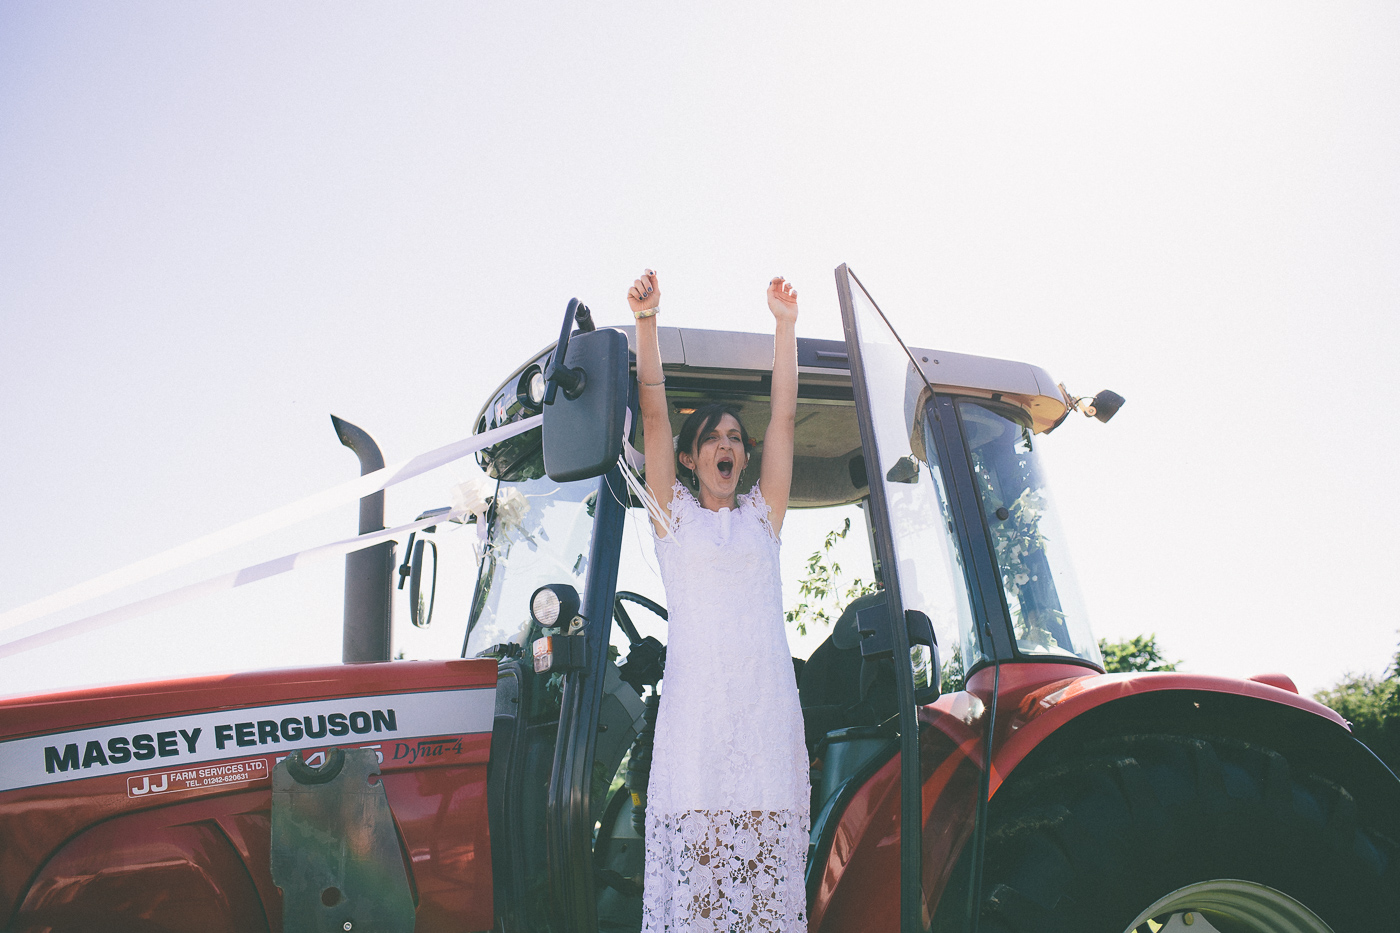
767 276 799 324
631 267 675 533
628 269 661 319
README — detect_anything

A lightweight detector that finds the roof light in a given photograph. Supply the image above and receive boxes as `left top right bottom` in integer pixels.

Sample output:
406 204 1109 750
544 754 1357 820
517 364 547 413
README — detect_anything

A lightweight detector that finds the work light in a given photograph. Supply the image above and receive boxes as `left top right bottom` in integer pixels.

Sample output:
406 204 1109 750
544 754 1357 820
530 584 580 629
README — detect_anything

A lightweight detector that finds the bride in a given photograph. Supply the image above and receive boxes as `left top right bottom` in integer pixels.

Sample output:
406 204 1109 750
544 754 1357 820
628 269 808 932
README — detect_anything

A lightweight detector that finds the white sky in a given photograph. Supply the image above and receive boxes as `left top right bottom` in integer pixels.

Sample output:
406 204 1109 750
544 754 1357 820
2 2 1397 698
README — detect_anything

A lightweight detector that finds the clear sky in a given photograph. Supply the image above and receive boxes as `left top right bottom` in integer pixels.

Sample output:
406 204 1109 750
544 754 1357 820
2 1 1397 698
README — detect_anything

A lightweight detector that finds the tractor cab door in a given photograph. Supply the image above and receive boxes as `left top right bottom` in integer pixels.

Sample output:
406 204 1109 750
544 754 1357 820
465 327 638 933
834 264 967 933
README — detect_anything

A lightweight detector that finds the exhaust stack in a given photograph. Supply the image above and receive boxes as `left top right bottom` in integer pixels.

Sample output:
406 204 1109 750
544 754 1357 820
331 415 395 663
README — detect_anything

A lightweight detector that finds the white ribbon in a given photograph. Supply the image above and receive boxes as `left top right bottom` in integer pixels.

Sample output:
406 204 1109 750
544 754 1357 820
0 414 542 637
0 509 465 659
616 407 672 531
617 453 671 533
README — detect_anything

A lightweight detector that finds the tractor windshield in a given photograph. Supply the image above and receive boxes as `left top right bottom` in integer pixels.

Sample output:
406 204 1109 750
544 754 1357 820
463 471 598 657
955 399 1101 668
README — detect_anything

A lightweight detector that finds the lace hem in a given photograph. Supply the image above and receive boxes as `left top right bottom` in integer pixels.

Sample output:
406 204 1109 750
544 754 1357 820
643 808 808 933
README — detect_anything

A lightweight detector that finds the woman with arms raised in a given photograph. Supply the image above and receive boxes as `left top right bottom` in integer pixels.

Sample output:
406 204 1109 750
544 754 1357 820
628 269 807 932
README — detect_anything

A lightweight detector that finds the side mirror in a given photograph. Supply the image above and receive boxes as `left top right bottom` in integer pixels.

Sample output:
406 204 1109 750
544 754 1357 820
856 601 941 706
1088 389 1125 423
905 610 940 705
542 300 628 482
885 456 920 484
408 539 437 628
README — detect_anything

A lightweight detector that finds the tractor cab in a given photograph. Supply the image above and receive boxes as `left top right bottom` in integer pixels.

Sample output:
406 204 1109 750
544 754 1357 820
467 266 1106 932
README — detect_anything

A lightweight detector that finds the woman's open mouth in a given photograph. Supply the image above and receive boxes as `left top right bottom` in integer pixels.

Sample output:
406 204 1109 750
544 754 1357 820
717 458 734 480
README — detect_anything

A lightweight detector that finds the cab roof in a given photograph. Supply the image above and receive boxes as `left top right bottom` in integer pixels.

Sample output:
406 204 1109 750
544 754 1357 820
619 325 1070 435
479 326 1071 508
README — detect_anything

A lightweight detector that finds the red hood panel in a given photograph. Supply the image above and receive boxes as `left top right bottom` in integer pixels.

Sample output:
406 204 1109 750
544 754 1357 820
0 659 498 931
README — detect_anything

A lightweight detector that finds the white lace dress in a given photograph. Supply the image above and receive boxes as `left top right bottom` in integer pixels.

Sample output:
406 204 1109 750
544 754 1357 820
643 482 809 932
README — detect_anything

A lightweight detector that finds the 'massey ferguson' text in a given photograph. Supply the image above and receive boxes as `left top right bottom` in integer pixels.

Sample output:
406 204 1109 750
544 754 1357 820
45 708 397 774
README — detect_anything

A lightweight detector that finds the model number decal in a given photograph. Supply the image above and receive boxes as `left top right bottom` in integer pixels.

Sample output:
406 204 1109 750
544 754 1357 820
391 737 464 764
0 687 493 793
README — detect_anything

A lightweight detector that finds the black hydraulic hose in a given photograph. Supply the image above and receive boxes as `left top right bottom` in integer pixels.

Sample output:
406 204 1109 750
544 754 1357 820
967 658 1000 933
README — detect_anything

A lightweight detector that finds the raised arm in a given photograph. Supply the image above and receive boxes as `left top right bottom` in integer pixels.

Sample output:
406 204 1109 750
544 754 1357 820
759 276 798 536
629 269 676 535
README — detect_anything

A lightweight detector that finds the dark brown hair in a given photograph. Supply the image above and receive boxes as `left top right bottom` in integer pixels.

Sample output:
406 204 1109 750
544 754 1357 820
675 403 755 489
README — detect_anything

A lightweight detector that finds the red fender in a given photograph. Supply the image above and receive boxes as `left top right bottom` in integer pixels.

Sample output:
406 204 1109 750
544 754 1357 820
809 663 1344 931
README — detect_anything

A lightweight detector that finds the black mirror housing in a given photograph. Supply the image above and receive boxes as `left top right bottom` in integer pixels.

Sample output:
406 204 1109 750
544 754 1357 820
856 600 941 705
905 609 940 704
543 327 629 482
1091 389 1125 423
885 456 920 484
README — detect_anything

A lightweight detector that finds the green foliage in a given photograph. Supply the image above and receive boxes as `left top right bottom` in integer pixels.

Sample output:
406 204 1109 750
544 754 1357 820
992 488 1048 583
785 517 878 637
1098 633 1179 673
1315 644 1400 775
940 646 966 693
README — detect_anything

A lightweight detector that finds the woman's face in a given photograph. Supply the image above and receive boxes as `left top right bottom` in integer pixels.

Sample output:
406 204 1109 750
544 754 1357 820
680 413 749 504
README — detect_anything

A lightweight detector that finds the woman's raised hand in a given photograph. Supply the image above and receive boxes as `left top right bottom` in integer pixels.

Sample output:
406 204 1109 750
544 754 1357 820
628 269 660 319
767 276 799 323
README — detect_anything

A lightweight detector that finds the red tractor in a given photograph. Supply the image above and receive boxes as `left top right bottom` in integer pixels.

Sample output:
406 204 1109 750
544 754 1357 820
1 265 1396 932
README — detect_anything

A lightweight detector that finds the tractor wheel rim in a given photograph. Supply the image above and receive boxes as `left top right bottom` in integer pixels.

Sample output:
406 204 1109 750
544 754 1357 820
1125 879 1334 933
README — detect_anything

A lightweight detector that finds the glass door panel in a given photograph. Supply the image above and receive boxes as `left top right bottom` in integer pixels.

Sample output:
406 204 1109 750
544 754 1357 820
834 268 974 682
834 263 957 933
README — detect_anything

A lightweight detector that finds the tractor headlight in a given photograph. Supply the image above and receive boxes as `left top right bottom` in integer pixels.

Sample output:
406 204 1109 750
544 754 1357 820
530 583 580 629
517 364 547 412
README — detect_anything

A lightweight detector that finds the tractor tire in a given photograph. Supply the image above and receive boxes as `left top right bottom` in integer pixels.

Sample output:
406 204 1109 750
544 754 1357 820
938 734 1399 933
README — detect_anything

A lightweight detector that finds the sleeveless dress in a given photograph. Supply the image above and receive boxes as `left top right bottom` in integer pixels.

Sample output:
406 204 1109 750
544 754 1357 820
643 482 809 933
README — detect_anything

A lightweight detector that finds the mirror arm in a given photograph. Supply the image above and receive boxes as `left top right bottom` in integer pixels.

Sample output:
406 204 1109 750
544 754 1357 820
544 298 591 403
396 532 416 591
574 302 595 332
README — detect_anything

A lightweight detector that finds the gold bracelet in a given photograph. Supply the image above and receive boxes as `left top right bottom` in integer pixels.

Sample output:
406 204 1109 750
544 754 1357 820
634 305 660 320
